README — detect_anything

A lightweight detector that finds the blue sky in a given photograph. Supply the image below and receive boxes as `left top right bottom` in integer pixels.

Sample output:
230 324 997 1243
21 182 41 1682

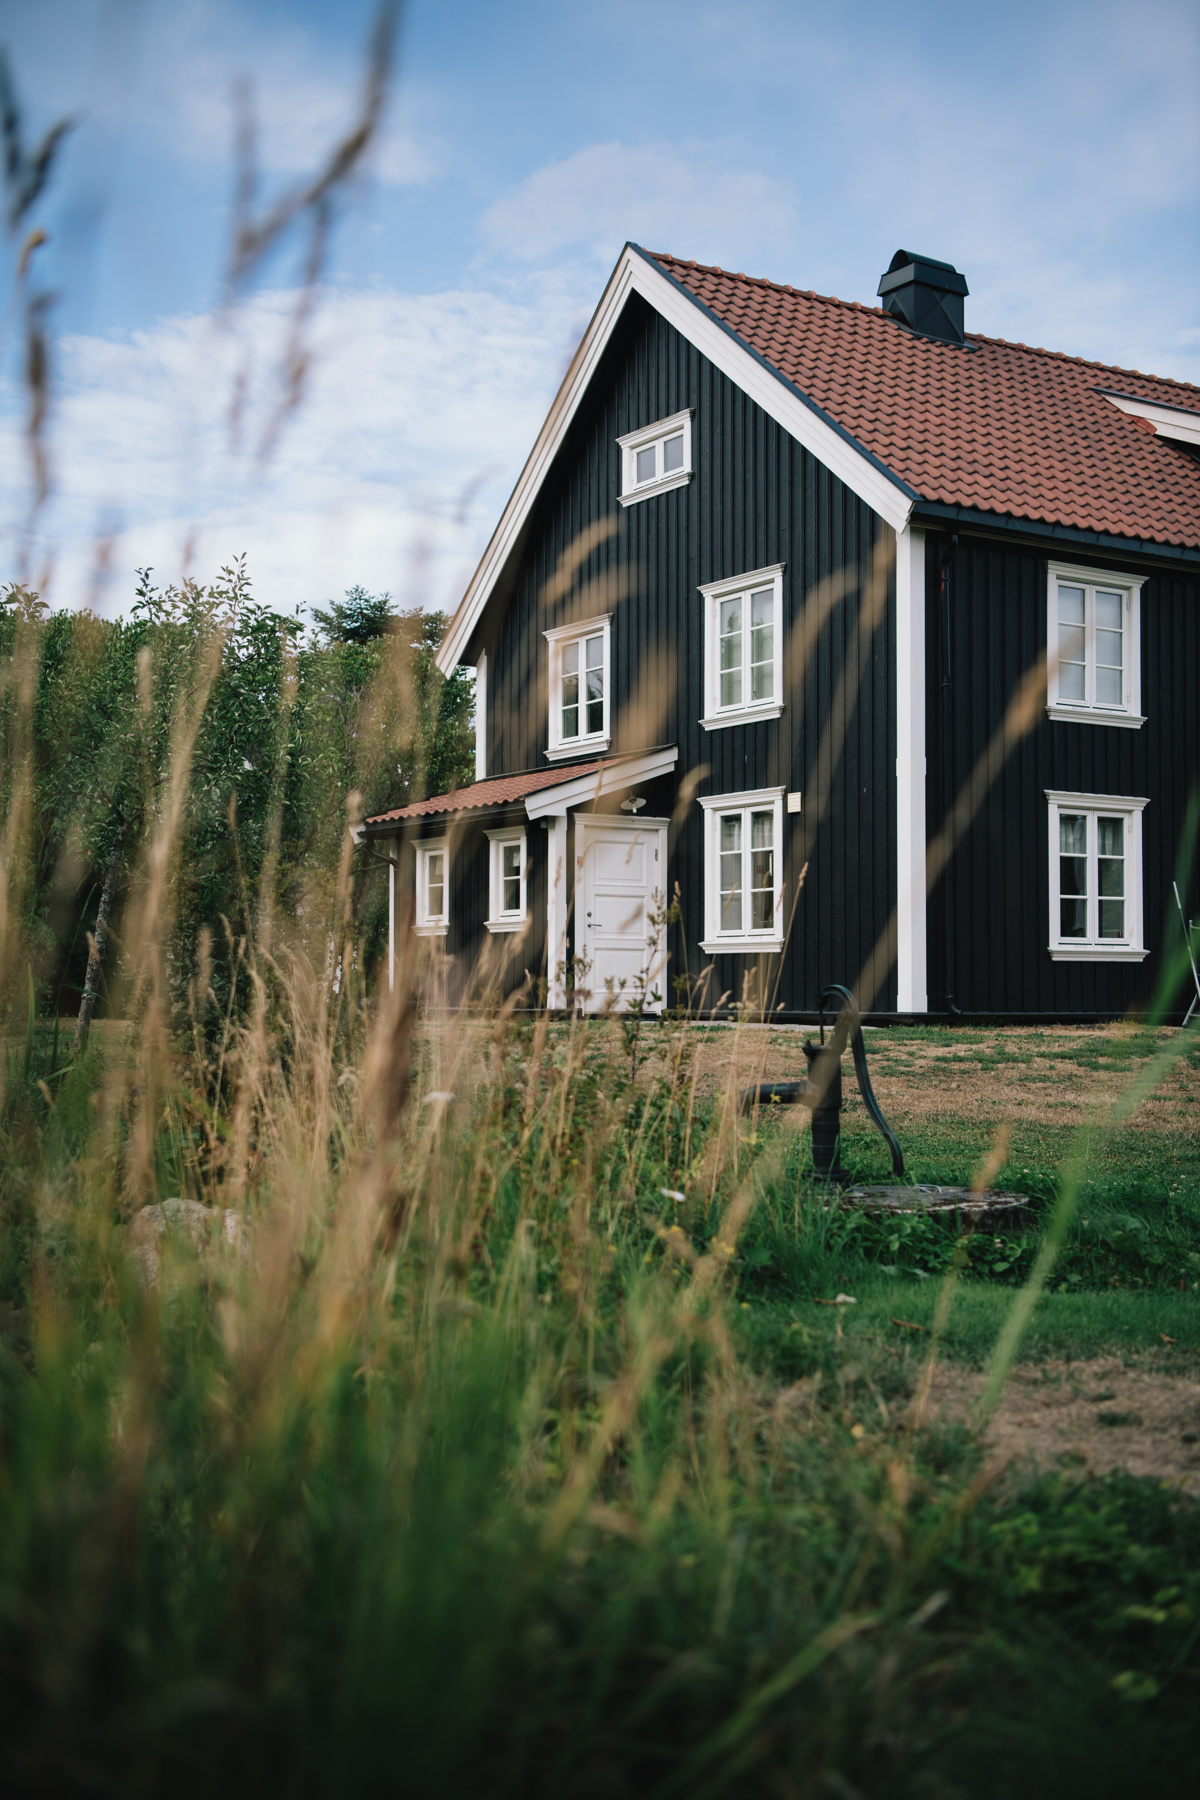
2 0 1197 619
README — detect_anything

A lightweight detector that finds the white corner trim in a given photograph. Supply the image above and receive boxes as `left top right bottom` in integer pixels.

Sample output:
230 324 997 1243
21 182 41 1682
546 737 610 761
436 244 914 675
618 470 692 507
1050 947 1150 962
1047 705 1146 731
1099 391 1200 448
1044 789 1149 811
700 703 784 731
524 745 679 820
474 650 487 782
895 524 927 1013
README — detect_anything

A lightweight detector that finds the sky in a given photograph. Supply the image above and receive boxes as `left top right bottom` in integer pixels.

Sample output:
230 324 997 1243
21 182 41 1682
1 0 1198 622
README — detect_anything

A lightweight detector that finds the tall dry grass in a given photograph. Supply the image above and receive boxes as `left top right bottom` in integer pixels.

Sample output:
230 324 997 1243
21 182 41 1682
2 520 1198 1793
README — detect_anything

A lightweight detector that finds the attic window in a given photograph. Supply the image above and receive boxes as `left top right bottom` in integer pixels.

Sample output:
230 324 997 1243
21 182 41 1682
617 409 693 506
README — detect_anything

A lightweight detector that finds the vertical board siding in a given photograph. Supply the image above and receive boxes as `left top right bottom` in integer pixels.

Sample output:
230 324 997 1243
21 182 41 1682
474 293 898 1013
925 533 1200 1014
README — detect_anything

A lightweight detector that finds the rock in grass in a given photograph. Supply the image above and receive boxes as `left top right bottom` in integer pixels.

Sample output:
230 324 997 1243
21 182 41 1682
129 1198 247 1288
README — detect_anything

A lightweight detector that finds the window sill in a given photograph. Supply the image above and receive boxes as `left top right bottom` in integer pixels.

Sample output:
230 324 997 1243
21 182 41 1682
700 936 785 955
700 702 784 731
414 923 448 938
546 736 610 763
1047 704 1146 731
485 917 528 934
1048 945 1148 962
618 470 692 508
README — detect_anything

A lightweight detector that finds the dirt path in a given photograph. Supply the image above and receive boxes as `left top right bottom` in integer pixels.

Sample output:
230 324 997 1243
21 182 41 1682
923 1356 1200 1494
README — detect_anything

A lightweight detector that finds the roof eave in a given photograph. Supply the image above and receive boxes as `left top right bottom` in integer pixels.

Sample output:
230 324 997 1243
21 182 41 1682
910 501 1200 567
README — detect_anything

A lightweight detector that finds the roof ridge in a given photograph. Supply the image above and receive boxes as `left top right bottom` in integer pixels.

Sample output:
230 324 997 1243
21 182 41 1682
646 250 1200 398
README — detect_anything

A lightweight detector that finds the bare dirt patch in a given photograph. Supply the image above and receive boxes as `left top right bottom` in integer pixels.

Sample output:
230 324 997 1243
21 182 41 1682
682 1021 1200 1133
922 1356 1200 1494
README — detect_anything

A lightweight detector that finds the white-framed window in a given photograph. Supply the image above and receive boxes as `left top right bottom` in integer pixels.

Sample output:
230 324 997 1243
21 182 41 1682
699 564 785 729
415 838 449 936
485 827 527 932
544 614 611 761
616 409 693 507
1045 790 1149 962
699 787 786 952
1047 562 1144 729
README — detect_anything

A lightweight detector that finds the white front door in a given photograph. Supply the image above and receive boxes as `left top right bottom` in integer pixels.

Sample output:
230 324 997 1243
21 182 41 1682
575 816 668 1014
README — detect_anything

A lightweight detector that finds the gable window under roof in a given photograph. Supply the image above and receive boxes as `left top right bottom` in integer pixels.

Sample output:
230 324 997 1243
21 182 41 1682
1046 562 1144 729
617 409 693 506
699 564 785 730
544 614 611 761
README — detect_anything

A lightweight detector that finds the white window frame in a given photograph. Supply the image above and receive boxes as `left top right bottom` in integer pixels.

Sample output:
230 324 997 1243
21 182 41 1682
544 613 611 761
485 826 527 932
699 786 786 953
616 408 694 507
1045 790 1149 962
699 563 785 729
415 837 449 937
1046 561 1145 729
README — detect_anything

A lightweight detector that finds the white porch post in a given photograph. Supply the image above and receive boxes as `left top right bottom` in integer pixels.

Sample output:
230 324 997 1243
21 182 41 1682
546 813 568 1008
896 524 928 1013
388 846 396 993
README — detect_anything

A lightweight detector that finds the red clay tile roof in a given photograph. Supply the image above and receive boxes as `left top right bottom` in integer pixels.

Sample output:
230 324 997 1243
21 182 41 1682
648 252 1200 551
364 760 604 825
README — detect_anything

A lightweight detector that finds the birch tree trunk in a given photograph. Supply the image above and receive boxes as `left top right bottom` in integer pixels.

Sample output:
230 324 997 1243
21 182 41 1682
74 822 126 1055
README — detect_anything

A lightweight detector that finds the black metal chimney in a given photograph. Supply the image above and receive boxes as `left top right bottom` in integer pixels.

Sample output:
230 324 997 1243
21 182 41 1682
877 250 968 344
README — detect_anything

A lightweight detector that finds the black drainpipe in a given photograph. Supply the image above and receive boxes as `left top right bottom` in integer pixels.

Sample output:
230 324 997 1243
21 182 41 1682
939 534 959 1012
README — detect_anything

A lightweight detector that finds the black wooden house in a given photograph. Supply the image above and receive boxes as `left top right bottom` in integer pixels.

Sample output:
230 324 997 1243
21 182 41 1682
363 246 1200 1020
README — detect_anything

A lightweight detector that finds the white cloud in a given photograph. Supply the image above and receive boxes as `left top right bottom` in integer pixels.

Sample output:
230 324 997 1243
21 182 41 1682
1 278 578 618
479 140 796 270
3 0 439 196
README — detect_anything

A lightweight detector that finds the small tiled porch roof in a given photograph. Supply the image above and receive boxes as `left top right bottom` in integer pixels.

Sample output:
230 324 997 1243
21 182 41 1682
363 760 604 827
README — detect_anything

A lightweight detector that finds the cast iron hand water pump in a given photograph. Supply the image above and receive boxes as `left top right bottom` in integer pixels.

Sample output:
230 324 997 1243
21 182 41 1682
740 984 904 1182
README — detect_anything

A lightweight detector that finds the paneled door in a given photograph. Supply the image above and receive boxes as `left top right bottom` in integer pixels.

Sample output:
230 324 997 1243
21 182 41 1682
575 816 668 1013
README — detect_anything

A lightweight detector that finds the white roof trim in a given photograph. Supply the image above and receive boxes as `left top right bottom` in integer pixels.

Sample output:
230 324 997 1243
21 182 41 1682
436 245 915 674
1100 390 1200 449
524 745 678 820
